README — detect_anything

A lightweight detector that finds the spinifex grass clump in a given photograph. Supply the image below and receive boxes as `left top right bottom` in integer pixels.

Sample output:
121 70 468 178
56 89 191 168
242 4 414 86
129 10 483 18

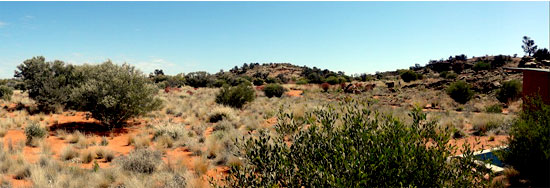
221 100 491 187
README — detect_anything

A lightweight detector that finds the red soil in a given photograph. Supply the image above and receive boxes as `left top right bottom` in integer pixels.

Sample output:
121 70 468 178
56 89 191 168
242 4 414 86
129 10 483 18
285 89 303 97
448 135 508 155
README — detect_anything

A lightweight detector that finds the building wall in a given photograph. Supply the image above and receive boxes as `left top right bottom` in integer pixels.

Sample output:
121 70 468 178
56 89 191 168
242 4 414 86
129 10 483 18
523 70 550 104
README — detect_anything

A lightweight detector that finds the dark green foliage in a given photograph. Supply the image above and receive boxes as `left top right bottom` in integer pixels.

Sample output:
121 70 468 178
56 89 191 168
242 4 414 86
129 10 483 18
0 85 13 101
25 123 47 145
252 78 264 86
116 149 162 174
485 104 502 113
446 81 474 104
14 56 81 112
263 84 286 98
491 55 511 68
439 71 457 79
427 61 451 73
473 61 491 71
215 83 255 108
71 62 162 128
498 97 550 186
265 77 278 84
400 70 422 82
325 76 345 85
533 48 550 62
222 103 490 187
496 80 522 104
185 71 213 88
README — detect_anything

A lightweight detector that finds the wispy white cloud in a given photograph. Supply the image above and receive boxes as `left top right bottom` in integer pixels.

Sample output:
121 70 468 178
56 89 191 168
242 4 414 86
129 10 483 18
0 21 7 28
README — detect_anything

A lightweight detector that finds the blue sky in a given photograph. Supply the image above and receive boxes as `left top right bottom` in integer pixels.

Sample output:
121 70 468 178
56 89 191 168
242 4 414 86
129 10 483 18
0 1 548 78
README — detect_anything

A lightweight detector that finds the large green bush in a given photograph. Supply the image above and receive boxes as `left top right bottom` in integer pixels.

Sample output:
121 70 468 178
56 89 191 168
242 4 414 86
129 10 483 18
473 61 491 71
496 80 522 104
263 84 286 98
498 97 550 186
185 71 213 88
446 81 474 104
14 56 81 111
400 70 422 82
0 85 13 101
215 83 255 108
71 62 162 128
222 103 490 187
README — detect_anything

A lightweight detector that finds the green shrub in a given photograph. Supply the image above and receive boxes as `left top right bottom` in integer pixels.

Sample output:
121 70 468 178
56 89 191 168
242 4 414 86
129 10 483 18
70 62 162 128
215 83 255 108
252 78 264 86
496 80 522 104
498 97 550 186
24 123 47 146
473 61 491 71
265 77 278 84
439 71 457 79
485 104 503 113
296 78 309 85
263 84 286 98
222 103 490 187
325 76 342 85
0 85 13 101
185 71 213 88
116 149 162 174
446 81 474 104
400 70 422 82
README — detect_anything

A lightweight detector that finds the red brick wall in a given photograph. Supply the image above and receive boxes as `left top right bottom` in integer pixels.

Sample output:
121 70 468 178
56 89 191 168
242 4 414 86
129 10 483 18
522 70 550 104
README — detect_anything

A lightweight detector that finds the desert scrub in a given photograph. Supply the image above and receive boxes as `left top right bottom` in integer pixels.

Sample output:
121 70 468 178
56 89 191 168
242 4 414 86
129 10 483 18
496 80 522 104
153 124 188 141
70 61 163 128
24 123 47 146
446 81 474 104
60 146 78 161
399 70 422 82
0 85 13 101
498 97 550 186
215 83 255 108
263 83 287 98
116 149 162 174
485 104 503 113
222 102 491 187
208 106 237 123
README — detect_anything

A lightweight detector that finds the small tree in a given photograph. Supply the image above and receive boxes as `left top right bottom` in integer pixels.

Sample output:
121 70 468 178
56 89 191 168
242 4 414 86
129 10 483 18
215 83 255 108
71 62 162 128
446 81 474 104
14 56 80 112
263 84 286 98
522 36 538 56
